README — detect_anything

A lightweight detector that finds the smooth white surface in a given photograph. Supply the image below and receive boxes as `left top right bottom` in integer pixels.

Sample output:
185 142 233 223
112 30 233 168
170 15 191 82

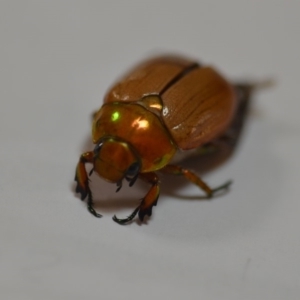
1 1 300 299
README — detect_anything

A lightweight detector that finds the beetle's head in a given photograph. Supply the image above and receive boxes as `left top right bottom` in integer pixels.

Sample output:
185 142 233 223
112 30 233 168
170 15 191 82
92 137 140 189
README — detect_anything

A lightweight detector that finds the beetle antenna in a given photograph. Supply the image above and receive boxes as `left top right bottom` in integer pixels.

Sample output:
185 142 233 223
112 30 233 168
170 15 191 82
116 180 122 192
128 174 139 187
89 168 94 176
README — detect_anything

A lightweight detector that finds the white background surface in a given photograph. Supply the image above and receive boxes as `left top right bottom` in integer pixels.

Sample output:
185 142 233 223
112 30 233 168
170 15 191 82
1 1 300 299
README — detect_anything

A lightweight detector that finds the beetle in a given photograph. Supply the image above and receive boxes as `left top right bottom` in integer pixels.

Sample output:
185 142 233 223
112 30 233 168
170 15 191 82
74 54 260 225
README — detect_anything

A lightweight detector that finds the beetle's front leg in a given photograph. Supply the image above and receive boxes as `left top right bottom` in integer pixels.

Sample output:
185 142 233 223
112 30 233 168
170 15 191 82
74 151 102 218
138 173 160 221
113 172 160 225
161 165 232 197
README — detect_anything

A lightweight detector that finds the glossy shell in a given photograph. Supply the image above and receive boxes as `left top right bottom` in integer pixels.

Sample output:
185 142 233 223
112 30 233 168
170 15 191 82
92 102 176 172
104 55 236 150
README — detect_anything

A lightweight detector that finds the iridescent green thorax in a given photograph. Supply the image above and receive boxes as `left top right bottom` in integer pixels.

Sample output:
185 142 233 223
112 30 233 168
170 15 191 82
92 102 176 172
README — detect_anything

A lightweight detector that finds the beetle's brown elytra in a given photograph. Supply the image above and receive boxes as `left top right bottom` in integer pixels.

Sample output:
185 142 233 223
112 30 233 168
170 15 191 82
104 57 236 150
74 54 258 225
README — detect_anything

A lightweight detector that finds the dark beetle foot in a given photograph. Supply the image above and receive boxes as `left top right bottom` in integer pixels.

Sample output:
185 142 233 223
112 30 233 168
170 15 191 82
112 206 140 225
87 194 102 218
75 178 102 218
88 205 102 218
211 180 233 196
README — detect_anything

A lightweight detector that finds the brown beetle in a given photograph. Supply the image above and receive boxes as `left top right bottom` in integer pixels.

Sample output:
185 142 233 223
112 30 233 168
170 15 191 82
75 54 263 224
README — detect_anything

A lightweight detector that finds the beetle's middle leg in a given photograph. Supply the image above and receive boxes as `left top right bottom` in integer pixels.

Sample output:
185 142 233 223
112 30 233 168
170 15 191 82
161 164 232 197
113 172 160 225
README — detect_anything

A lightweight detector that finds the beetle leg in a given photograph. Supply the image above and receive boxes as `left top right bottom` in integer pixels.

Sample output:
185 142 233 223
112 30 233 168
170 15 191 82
74 151 102 218
112 207 140 225
138 172 160 221
161 164 232 197
112 172 160 225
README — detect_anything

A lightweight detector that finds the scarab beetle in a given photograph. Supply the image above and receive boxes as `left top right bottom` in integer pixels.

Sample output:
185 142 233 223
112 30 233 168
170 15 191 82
75 54 261 224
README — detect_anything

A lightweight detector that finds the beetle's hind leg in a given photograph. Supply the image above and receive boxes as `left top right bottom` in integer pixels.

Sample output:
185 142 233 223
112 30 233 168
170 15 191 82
161 164 232 198
113 172 160 225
